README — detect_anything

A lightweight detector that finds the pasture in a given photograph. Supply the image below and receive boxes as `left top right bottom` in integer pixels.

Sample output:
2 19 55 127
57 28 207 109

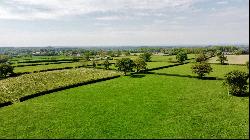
0 54 249 139
0 74 248 139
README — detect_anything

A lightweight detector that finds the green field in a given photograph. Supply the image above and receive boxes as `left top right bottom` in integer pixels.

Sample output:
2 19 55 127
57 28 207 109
0 54 249 139
152 63 248 79
0 74 248 139
13 62 86 73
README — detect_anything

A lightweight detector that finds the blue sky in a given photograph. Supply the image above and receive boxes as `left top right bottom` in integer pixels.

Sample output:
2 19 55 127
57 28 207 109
0 0 249 47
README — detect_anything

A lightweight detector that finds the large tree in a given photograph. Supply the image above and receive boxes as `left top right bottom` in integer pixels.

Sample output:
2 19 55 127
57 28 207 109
176 51 188 63
134 57 147 72
191 62 213 79
115 58 134 75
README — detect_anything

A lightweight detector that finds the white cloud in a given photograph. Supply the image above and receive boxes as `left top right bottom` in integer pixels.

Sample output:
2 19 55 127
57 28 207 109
0 0 196 20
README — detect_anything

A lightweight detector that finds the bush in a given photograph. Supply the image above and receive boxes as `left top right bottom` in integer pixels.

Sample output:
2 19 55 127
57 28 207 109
176 51 188 63
134 58 147 72
223 70 249 96
191 62 213 79
223 70 248 96
103 59 111 70
195 53 208 63
0 64 14 78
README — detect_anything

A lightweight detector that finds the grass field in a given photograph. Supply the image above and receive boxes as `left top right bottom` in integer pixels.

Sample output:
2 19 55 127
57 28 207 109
13 62 86 73
0 74 248 139
0 54 248 139
208 55 249 64
152 63 248 79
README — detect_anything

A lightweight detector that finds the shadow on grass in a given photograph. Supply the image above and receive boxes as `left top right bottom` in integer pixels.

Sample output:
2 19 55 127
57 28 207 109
129 74 146 78
148 72 224 80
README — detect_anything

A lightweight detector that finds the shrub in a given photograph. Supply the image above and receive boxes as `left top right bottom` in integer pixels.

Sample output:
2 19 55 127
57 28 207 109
191 62 213 79
0 55 9 64
103 59 111 70
223 70 249 96
195 53 208 63
134 58 147 72
176 51 188 63
0 64 14 78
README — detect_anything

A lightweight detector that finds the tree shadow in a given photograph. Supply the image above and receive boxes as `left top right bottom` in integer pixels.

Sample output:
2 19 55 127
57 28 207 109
129 74 146 78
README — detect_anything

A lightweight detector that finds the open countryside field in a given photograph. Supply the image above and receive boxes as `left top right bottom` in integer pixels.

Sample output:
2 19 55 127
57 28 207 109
208 55 249 64
0 52 249 139
13 62 86 73
0 74 248 139
152 63 248 79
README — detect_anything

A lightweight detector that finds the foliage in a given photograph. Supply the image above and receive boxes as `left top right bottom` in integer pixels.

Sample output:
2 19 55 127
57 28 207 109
223 70 249 96
246 61 249 69
191 62 213 78
134 58 147 72
195 53 208 63
0 68 120 104
0 55 9 64
176 51 188 63
103 59 111 70
216 51 228 65
83 52 91 61
139 52 152 62
115 58 135 75
92 60 96 68
0 64 13 78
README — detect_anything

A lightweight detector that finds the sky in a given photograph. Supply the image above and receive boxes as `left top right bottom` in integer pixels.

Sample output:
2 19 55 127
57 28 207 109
0 0 249 47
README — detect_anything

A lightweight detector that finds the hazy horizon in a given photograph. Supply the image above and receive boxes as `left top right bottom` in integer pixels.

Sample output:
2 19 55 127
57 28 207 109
0 0 249 47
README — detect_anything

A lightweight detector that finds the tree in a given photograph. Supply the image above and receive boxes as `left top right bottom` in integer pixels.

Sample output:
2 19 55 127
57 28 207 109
176 51 188 63
103 59 111 70
0 64 13 78
115 58 134 75
134 58 147 72
216 51 228 65
83 52 91 61
223 70 248 96
124 51 130 56
195 53 208 63
191 62 213 79
92 60 96 68
0 55 9 63
139 52 152 62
